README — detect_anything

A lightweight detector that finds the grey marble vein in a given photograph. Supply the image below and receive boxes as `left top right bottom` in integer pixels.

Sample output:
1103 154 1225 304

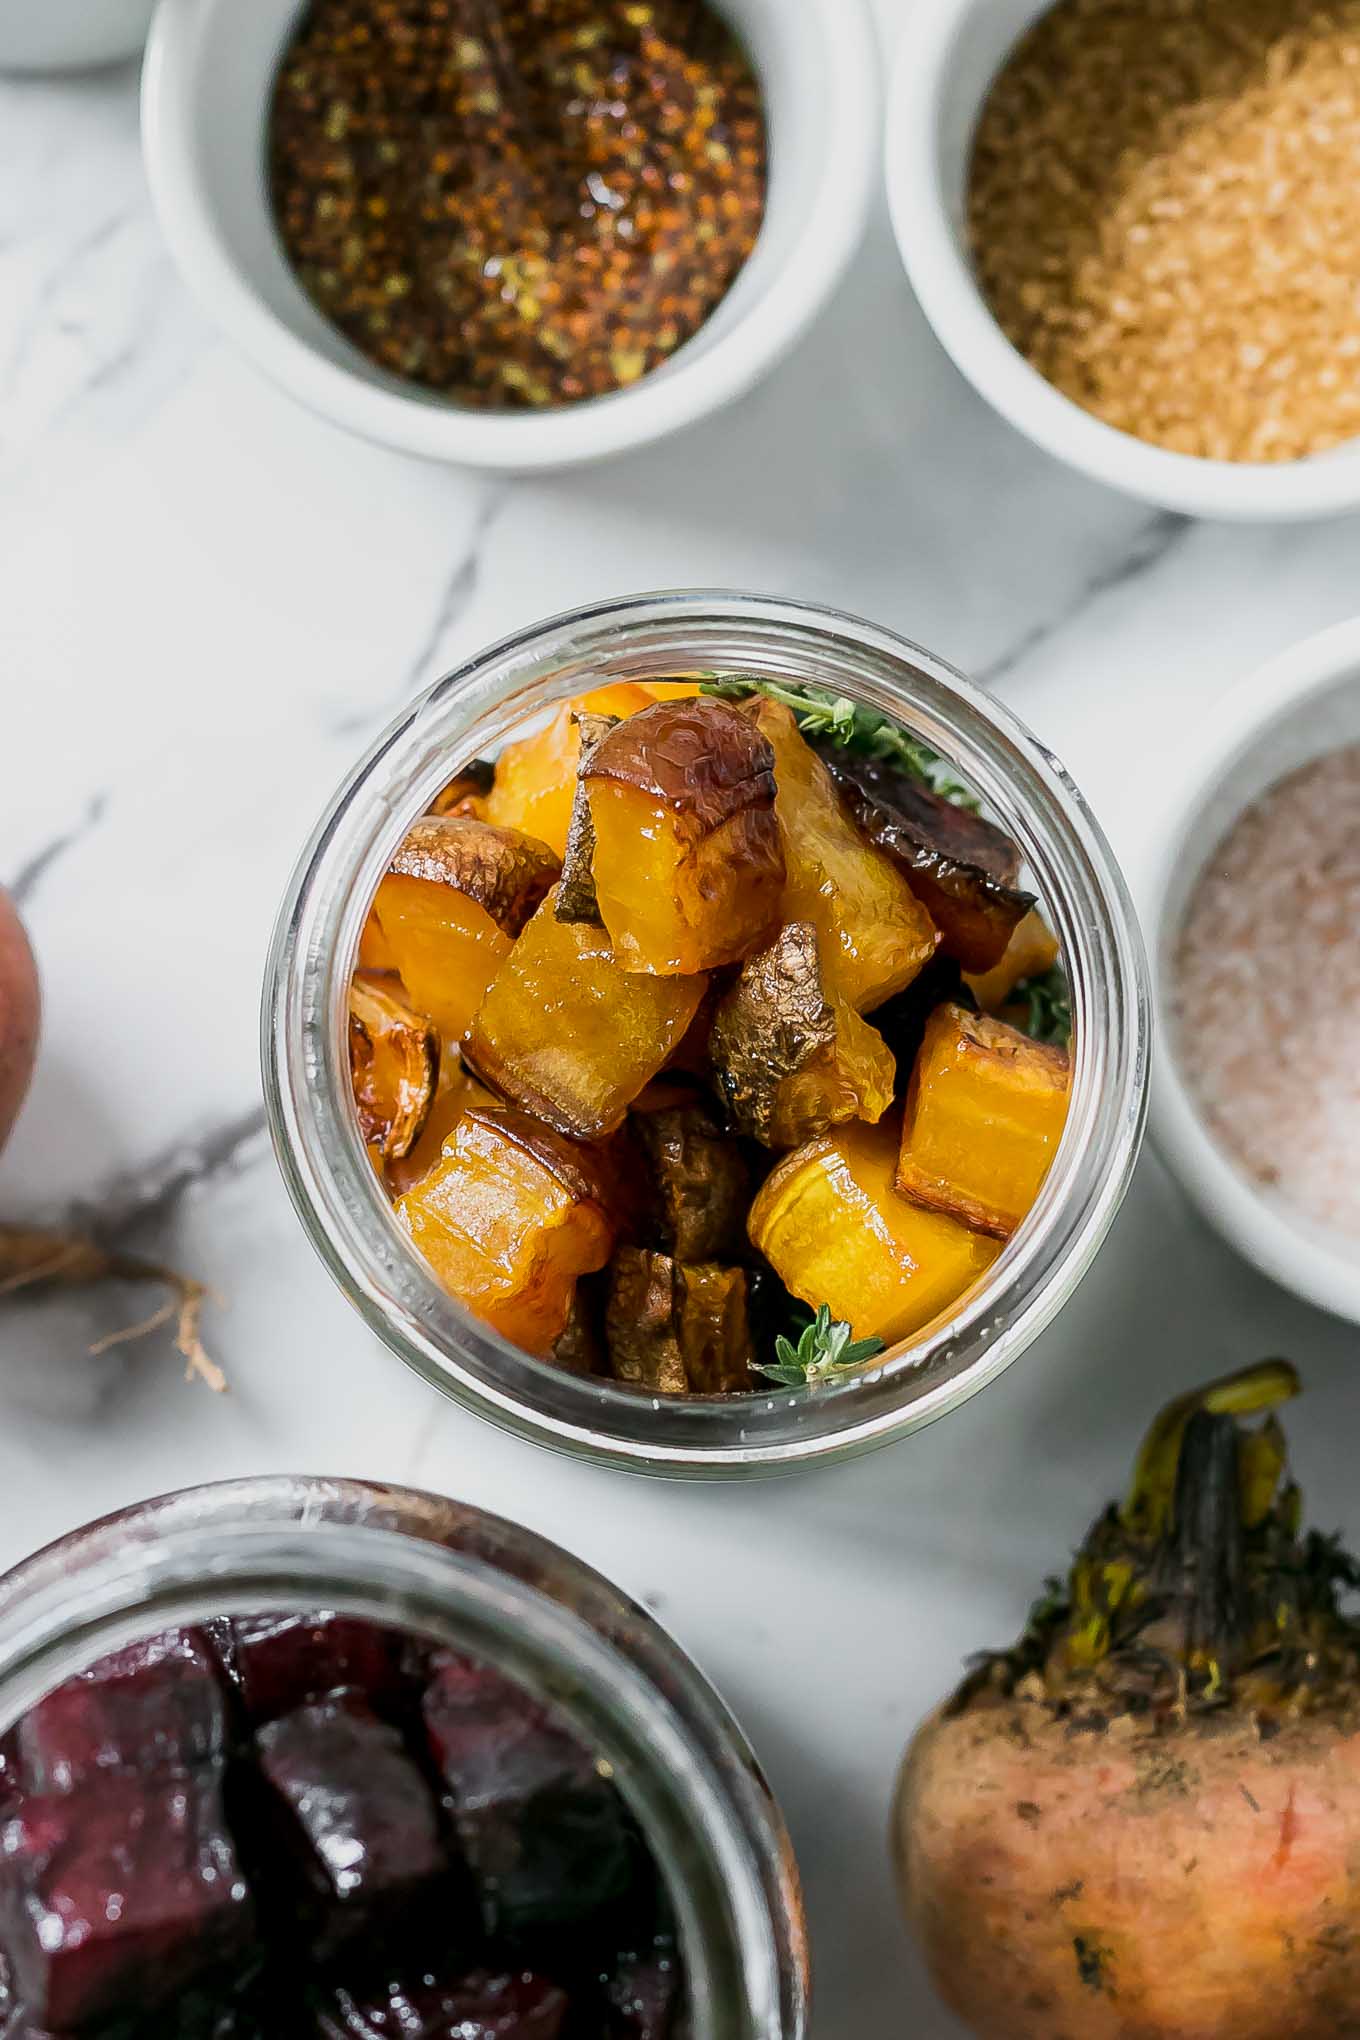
61 1104 270 1245
329 483 511 738
980 511 1192 688
8 793 108 908
3 207 131 396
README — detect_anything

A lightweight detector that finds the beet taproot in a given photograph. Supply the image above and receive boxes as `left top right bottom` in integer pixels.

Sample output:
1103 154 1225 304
895 1363 1360 2040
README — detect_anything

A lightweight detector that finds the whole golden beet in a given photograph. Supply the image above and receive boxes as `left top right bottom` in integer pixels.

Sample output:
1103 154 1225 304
895 1366 1360 2040
0 885 38 1149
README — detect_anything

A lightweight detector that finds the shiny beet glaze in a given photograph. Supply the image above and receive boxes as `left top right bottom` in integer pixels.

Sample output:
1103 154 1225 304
14 1630 227 1792
250 1691 450 1958
212 1614 407 1727
0 1771 251 2029
315 1969 569 2039
0 1616 682 2036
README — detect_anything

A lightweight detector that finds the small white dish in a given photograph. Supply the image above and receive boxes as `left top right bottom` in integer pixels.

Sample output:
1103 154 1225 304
885 0 1360 521
1140 618 1360 1323
0 0 155 70
141 0 878 472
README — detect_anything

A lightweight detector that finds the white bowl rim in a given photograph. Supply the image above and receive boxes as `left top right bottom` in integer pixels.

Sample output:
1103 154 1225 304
884 0 1360 521
1143 615 1360 1322
141 0 880 471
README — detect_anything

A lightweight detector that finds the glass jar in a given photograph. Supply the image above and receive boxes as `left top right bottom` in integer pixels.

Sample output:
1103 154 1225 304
263 592 1150 1476
0 1475 807 2036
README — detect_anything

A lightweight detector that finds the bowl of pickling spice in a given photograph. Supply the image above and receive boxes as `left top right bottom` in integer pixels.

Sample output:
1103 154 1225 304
886 0 1360 519
141 0 877 469
1144 616 1360 1324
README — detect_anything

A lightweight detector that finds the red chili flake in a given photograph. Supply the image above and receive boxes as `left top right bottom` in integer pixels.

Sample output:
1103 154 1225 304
268 0 768 410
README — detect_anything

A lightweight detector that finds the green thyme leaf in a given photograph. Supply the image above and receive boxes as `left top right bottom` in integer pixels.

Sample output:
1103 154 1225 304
1012 966 1072 1047
700 676 980 811
751 1300 886 1387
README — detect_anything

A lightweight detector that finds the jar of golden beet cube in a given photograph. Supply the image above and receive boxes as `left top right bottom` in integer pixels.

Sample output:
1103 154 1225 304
263 593 1149 1475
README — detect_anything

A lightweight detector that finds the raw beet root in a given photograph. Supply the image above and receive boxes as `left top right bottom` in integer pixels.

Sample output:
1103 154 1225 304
0 1769 251 2029
249 1691 449 1958
896 1365 1360 2040
316 1970 568 2039
423 1655 630 1934
15 1630 227 1793
217 1614 406 1726
0 886 39 1154
605 1934 682 2037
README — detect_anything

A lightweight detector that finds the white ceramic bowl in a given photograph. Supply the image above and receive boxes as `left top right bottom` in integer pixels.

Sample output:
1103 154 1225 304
885 0 1360 521
0 0 155 70
1140 618 1360 1322
141 0 878 471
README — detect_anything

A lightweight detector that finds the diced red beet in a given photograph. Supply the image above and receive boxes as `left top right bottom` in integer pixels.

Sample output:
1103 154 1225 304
0 1770 252 2030
422 1656 630 1934
15 1630 227 1794
606 1934 682 2037
316 1970 568 2039
221 1615 405 1726
250 1691 448 1957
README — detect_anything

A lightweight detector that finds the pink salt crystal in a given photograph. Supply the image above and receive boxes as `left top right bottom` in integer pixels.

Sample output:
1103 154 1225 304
1171 742 1360 1241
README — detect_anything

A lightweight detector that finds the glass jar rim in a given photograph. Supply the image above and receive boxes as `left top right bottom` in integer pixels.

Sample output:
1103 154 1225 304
262 590 1150 1475
0 1475 796 2038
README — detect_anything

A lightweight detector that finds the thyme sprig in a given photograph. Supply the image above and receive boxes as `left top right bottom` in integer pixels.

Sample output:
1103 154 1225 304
1012 967 1072 1047
700 677 979 810
752 1302 885 1388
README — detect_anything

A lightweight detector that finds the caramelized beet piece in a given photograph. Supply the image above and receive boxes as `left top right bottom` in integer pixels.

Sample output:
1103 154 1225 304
817 747 1033 972
221 1613 405 1726
0 1772 251 2029
605 1250 755 1396
607 1932 683 2037
250 1691 448 1957
584 699 785 975
15 1628 227 1793
630 1102 749 1262
423 1656 629 1934
317 1970 568 2039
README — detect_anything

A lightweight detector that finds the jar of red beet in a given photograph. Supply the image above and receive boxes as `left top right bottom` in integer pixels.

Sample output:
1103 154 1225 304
0 1476 807 2036
263 591 1150 1476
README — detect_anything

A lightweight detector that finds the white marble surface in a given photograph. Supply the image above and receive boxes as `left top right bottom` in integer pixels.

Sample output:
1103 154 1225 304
3 12 1360 2034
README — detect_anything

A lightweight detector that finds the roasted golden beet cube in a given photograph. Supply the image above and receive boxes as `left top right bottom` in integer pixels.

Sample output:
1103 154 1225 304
605 1249 754 1395
395 1108 616 1354
356 910 398 973
349 972 439 1165
585 699 785 975
467 890 707 1140
384 1050 497 1195
372 816 560 1044
964 907 1060 1011
896 1002 1070 1238
710 921 896 1148
748 1120 1000 1345
749 701 938 1011
482 683 657 856
817 746 1032 974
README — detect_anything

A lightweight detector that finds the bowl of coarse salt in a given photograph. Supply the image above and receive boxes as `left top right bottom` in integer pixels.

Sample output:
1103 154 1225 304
1143 618 1360 1323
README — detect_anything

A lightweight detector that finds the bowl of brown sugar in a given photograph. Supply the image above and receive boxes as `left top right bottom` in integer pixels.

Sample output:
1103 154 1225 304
1144 617 1360 1322
142 0 878 469
887 0 1360 518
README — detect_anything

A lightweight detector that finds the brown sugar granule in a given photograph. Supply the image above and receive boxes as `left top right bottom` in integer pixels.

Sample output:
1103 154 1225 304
968 0 1360 462
268 0 767 411
1172 744 1360 1240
